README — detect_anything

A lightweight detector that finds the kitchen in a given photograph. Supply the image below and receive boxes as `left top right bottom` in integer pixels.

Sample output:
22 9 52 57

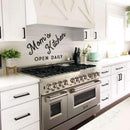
0 0 130 130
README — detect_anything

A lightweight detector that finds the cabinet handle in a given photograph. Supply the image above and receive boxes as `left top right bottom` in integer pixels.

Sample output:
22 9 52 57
13 92 30 99
116 67 123 70
0 26 1 39
22 27 26 39
102 83 109 87
118 73 123 81
101 71 109 74
14 113 31 121
102 97 109 101
84 31 87 39
94 32 97 39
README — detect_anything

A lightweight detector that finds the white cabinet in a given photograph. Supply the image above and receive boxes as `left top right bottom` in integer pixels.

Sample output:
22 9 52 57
111 71 125 101
125 62 130 92
0 0 3 40
0 83 40 130
1 100 39 130
1 0 26 41
1 84 39 110
25 0 94 28
92 0 106 40
100 66 111 109
100 77 111 108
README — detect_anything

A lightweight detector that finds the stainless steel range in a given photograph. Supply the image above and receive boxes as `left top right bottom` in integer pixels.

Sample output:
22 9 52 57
21 63 100 130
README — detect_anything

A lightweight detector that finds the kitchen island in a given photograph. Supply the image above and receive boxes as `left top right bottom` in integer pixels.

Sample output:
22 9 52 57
78 97 130 130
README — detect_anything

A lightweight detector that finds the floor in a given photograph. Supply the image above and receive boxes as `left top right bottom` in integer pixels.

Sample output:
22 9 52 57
70 94 130 130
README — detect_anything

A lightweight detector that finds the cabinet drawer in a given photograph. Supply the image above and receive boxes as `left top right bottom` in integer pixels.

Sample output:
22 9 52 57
1 99 39 130
21 121 40 130
101 77 110 92
111 63 126 74
1 84 39 109
100 91 110 104
100 67 111 77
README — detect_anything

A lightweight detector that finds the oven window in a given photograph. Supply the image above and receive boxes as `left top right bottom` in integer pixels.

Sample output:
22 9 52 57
50 102 61 117
74 88 96 106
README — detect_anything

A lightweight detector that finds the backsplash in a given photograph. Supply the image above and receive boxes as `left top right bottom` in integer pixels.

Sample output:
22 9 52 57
0 25 89 67
0 25 128 68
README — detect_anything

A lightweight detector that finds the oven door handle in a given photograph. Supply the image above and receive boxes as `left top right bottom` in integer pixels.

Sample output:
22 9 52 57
70 80 101 93
46 91 68 101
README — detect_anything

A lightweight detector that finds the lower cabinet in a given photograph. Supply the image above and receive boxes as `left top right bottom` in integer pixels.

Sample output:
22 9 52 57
111 71 125 102
1 99 39 130
21 122 40 130
100 62 129 109
0 83 40 130
100 77 111 108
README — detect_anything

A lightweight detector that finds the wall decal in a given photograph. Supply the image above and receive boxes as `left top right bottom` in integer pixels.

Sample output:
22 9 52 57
27 33 66 56
34 54 63 62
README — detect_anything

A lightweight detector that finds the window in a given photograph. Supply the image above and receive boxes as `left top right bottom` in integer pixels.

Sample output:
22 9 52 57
107 12 125 56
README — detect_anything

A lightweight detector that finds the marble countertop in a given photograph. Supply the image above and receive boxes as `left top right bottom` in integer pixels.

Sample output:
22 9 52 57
86 55 130 67
78 97 130 130
0 73 39 92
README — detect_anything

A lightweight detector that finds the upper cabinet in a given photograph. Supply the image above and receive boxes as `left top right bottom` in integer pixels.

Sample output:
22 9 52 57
25 0 94 28
2 0 26 41
92 0 106 40
0 0 3 40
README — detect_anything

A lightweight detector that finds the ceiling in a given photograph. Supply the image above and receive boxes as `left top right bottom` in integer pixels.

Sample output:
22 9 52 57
108 0 130 7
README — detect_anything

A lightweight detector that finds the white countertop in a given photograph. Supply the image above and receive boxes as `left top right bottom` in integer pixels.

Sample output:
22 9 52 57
0 73 39 92
78 97 130 130
86 55 130 67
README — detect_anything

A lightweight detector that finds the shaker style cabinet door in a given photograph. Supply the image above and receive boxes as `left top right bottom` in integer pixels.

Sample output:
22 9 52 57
92 0 106 40
2 0 26 41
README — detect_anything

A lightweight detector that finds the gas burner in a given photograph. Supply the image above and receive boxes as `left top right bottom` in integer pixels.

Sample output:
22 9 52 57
21 64 96 78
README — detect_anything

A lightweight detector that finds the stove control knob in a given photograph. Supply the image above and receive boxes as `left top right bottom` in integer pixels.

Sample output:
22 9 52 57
63 80 68 87
80 76 84 81
46 84 52 90
57 81 63 89
70 78 76 84
88 73 93 79
52 82 57 88
75 77 80 83
58 81 63 86
83 75 87 80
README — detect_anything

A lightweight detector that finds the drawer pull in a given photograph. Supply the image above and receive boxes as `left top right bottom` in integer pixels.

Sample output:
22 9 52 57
101 71 109 74
13 92 30 99
0 26 1 39
14 113 31 121
22 27 26 39
102 97 109 101
116 67 123 70
102 83 109 87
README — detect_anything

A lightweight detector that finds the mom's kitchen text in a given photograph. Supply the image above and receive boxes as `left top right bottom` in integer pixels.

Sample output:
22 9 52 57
27 33 66 55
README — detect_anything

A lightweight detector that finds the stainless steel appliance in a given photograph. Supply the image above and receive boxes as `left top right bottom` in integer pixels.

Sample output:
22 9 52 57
21 63 100 130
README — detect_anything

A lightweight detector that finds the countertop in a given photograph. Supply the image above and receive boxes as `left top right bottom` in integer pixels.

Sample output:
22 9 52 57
78 97 130 130
0 73 39 92
86 55 130 67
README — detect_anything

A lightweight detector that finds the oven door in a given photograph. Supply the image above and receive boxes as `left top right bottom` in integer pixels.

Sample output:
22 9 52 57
42 91 68 130
68 80 100 118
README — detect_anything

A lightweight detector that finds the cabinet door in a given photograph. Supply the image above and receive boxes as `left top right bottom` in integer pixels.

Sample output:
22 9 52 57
111 74 118 101
117 72 125 96
0 0 3 40
93 0 106 40
2 0 26 41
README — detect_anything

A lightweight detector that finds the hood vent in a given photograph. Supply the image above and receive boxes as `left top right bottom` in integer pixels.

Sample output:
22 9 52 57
25 0 95 28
